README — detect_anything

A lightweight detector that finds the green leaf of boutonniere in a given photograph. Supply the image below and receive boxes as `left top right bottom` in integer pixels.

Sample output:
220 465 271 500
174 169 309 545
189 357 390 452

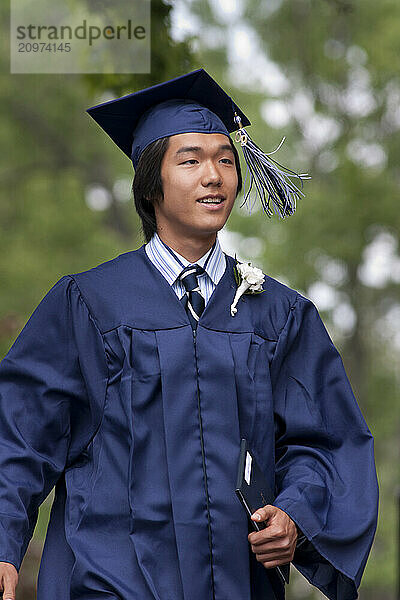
233 262 241 286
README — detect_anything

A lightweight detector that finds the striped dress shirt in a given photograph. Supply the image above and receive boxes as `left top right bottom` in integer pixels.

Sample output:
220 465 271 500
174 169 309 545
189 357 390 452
145 232 226 306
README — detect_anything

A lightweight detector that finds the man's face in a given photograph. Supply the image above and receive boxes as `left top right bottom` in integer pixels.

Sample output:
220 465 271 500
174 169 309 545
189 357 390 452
155 132 238 242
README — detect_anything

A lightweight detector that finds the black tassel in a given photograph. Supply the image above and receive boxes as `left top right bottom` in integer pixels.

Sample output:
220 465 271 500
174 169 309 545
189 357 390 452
233 113 311 218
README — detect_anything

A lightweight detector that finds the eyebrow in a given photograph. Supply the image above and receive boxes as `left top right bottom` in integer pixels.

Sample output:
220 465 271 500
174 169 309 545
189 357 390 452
175 144 234 156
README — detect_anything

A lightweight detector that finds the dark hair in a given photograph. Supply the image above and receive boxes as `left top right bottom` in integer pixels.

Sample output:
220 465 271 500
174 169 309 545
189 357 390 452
132 135 243 243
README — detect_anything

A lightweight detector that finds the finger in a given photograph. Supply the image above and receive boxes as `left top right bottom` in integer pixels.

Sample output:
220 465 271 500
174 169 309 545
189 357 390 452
249 515 296 545
2 588 16 599
251 536 295 555
248 525 283 545
2 574 17 600
255 549 289 562
259 556 290 569
254 545 295 565
251 538 293 555
250 504 276 524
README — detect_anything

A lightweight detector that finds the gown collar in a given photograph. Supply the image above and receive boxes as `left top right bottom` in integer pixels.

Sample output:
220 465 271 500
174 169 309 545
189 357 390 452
136 245 257 333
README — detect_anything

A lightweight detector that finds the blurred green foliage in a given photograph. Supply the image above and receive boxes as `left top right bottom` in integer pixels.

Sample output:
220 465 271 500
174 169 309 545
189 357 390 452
1 1 195 595
0 0 195 359
187 0 400 597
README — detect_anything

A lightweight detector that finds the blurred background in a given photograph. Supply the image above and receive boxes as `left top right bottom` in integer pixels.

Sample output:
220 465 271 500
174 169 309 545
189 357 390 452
1 0 399 598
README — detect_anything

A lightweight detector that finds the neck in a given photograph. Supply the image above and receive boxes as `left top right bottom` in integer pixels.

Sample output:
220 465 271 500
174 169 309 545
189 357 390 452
156 231 216 263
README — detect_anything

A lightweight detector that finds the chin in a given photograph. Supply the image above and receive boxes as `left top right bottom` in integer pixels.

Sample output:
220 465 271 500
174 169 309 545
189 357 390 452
202 216 229 229
197 223 225 236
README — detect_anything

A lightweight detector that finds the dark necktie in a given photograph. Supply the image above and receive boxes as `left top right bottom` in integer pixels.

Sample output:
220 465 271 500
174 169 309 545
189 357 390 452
179 264 205 330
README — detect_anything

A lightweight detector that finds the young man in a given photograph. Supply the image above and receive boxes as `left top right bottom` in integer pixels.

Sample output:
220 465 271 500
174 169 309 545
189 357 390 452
0 69 378 600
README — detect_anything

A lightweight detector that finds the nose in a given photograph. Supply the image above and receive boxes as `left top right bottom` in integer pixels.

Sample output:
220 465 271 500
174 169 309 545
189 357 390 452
201 159 222 187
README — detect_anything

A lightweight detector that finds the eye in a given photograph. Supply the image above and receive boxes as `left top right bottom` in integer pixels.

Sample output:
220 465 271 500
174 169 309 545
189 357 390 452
220 158 233 164
181 159 198 165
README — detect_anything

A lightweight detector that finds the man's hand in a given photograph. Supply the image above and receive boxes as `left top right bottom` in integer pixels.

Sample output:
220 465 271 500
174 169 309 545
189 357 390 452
248 505 298 570
0 562 18 599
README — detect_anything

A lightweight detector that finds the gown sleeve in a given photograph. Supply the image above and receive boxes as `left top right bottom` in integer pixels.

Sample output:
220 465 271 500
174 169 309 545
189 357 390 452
270 293 379 600
0 275 108 571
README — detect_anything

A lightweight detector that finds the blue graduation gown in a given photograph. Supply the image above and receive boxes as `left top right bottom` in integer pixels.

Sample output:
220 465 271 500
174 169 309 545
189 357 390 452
0 246 378 599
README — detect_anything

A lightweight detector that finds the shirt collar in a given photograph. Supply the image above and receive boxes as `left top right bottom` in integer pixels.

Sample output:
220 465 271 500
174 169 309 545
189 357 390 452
145 232 226 287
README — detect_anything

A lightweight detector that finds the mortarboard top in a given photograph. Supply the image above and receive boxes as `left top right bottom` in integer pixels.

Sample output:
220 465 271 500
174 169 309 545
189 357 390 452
86 68 250 167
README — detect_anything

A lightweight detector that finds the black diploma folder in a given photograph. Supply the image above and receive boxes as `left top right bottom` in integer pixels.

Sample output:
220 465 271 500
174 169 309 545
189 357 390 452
235 438 290 586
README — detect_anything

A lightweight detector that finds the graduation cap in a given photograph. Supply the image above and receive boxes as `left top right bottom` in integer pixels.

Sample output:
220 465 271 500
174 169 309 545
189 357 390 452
87 68 310 219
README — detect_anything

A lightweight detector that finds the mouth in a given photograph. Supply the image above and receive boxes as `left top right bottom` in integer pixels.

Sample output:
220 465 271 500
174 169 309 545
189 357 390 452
196 194 225 205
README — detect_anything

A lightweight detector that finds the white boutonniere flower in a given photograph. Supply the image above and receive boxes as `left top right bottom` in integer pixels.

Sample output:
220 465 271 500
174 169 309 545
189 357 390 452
230 261 265 316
